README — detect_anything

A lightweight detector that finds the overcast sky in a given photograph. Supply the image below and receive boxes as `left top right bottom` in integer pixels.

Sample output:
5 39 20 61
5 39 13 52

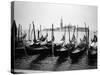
14 1 97 31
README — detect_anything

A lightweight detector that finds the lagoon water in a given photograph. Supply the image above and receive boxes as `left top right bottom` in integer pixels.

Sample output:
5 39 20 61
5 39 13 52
33 30 96 45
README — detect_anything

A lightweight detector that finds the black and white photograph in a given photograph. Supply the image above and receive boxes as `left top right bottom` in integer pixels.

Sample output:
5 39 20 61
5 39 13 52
11 1 97 73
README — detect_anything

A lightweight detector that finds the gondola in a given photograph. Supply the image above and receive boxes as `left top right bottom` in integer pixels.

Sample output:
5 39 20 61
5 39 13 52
55 45 69 58
25 35 53 55
69 34 88 64
54 24 69 57
54 39 68 56
69 43 87 64
88 35 97 66
88 46 97 66
25 21 52 55
25 31 55 55
25 43 51 55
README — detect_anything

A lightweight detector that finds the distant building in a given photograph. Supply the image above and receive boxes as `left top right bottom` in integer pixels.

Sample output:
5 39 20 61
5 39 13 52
43 17 89 32
43 25 88 32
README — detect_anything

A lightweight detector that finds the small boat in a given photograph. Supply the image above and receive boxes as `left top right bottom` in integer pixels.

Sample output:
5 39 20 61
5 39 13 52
70 43 87 64
55 45 69 57
54 24 69 57
25 43 50 55
88 35 97 65
88 46 97 66
88 35 97 56
69 35 88 64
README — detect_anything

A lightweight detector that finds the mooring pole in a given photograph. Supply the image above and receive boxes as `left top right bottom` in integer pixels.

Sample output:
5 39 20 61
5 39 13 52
68 24 70 43
84 22 87 44
64 25 66 43
52 24 54 57
77 25 78 41
32 21 36 43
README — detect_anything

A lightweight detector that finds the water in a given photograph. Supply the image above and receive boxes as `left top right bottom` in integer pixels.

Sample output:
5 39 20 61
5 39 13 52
41 31 95 44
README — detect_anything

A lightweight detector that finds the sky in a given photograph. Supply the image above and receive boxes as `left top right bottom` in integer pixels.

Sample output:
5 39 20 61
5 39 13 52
14 1 97 31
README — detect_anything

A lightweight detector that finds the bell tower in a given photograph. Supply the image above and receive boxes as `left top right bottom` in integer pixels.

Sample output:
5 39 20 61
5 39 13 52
60 17 63 29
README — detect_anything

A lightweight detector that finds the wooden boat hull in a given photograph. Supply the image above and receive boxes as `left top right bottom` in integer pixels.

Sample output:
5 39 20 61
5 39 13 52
25 46 51 55
88 46 97 66
70 47 87 64
54 47 69 57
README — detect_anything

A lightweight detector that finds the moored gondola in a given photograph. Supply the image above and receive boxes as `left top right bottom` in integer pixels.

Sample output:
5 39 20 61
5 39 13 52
25 21 51 55
70 35 87 63
25 44 50 55
88 35 97 66
69 43 87 64
88 46 97 66
69 24 89 64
